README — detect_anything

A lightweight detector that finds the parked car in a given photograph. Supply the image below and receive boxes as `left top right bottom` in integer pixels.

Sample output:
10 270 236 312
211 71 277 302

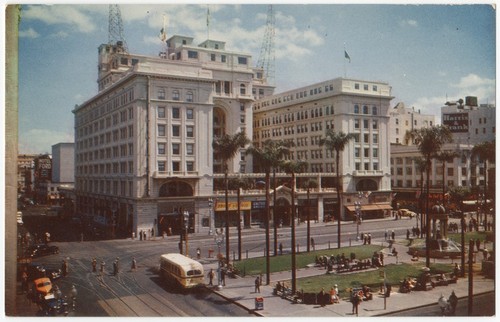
26 263 62 281
398 209 415 219
27 244 59 258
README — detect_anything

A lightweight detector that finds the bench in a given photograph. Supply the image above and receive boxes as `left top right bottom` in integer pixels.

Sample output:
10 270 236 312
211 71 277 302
273 286 302 303
430 273 457 287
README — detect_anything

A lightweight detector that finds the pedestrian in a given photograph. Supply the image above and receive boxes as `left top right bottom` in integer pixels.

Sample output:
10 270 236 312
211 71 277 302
220 268 226 286
255 276 260 293
196 247 201 259
151 227 155 238
113 261 118 276
368 233 372 245
21 269 28 294
279 242 283 255
115 257 120 274
391 230 395 240
363 233 367 245
406 229 410 239
140 230 143 241
92 258 97 273
208 269 214 286
319 287 326 307
131 257 137 271
311 238 315 251
448 291 458 315
384 229 388 240
100 261 105 275
62 260 68 277
351 291 361 315
379 252 384 266
476 238 481 252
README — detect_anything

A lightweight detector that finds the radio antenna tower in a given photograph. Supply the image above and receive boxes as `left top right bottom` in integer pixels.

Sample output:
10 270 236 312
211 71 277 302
257 5 275 85
108 4 128 53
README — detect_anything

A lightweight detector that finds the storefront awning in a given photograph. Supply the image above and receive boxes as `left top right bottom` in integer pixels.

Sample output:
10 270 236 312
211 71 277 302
345 203 392 212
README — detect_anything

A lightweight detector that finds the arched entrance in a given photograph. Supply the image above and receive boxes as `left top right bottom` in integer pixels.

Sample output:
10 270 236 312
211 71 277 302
274 197 291 226
159 181 194 197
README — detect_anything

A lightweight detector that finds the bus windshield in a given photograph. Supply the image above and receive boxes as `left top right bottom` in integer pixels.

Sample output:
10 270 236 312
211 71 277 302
187 269 202 276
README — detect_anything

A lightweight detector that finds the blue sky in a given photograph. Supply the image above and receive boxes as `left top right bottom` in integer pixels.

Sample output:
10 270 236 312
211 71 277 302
15 3 496 154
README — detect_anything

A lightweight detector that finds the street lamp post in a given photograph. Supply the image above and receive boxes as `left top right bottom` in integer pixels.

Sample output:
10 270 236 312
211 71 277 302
214 230 225 290
355 201 361 240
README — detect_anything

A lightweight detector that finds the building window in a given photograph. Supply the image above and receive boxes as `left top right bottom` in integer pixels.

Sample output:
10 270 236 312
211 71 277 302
354 119 360 129
158 143 166 155
186 161 194 172
364 148 369 157
363 119 369 129
448 167 454 176
238 57 247 65
364 134 369 143
373 133 378 144
186 109 194 119
158 124 166 136
355 147 360 158
354 83 359 90
172 143 180 155
186 143 194 155
186 91 193 102
373 85 378 91
363 105 369 114
373 162 379 171
186 126 194 137
172 90 180 101
211 54 216 61
158 89 165 100
354 104 359 114
364 84 369 90
372 106 378 115
172 161 180 172
240 84 246 95
172 107 180 118
240 103 245 111
187 50 198 59
158 161 166 172
372 120 378 129
373 148 378 158
172 125 180 137
221 55 226 62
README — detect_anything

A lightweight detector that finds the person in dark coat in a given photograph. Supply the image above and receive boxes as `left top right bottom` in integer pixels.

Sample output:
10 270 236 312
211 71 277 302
220 269 226 286
319 288 326 306
208 269 214 286
476 238 481 252
92 258 97 272
448 291 458 315
351 291 361 315
131 257 137 271
113 261 118 276
255 276 261 293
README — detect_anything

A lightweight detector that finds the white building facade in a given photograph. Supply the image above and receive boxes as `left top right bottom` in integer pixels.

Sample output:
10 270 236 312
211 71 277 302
389 102 436 144
73 37 274 238
252 78 394 220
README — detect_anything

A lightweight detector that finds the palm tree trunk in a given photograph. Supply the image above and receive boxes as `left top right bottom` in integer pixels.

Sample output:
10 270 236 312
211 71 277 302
484 160 488 230
225 170 230 266
442 162 446 205
265 170 271 285
336 150 342 249
273 169 278 256
307 187 310 252
291 171 297 294
237 187 242 261
425 161 431 268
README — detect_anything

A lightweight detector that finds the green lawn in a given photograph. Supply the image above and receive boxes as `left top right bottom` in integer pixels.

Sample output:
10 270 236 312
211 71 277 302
295 262 454 299
234 245 384 276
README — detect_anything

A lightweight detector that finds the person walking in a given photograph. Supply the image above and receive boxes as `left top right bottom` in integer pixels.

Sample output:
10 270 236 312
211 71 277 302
448 291 458 315
319 288 326 307
255 276 260 293
113 260 118 276
115 257 120 274
208 269 215 286
351 291 361 315
279 243 283 255
100 261 105 276
311 238 315 251
475 238 481 252
92 258 97 273
62 260 69 277
391 230 395 240
196 247 201 259
220 268 226 286
131 257 137 271
367 233 372 245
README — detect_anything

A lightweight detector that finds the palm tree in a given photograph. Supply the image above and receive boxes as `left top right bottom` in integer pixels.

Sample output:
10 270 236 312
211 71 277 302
212 131 249 266
282 160 307 294
302 179 318 252
405 125 452 267
435 150 459 205
472 140 495 230
414 157 427 237
246 140 276 285
229 176 250 261
268 140 293 256
319 130 355 248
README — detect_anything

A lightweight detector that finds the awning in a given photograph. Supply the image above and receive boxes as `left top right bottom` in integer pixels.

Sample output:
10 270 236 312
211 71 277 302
345 203 392 212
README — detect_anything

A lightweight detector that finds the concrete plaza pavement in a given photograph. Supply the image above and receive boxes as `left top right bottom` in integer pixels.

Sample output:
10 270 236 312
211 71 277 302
204 234 495 317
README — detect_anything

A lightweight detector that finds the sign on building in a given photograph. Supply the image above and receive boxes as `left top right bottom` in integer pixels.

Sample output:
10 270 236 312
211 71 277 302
442 113 469 133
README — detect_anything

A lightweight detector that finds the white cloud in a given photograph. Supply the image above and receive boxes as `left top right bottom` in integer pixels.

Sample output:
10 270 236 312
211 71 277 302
400 19 418 27
453 73 495 89
23 5 98 33
19 128 74 154
19 27 39 38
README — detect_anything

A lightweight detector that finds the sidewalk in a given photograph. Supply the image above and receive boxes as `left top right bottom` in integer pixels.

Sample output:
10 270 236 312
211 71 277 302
204 238 495 317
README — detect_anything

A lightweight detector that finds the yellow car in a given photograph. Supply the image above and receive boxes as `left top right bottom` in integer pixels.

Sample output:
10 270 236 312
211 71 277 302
33 277 53 296
398 209 416 219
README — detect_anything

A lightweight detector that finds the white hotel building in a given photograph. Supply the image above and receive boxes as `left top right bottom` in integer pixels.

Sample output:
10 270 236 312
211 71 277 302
252 78 394 221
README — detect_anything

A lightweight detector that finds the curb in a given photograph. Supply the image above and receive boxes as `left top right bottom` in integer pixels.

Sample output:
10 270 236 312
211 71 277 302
204 285 265 317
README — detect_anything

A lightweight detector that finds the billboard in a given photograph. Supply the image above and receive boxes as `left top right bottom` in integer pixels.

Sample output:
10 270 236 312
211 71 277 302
442 113 469 133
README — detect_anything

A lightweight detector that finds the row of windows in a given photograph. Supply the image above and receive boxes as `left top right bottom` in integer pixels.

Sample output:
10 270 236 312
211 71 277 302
354 83 379 92
76 90 134 128
157 88 194 102
158 106 194 119
390 153 485 165
76 161 134 176
158 143 195 156
77 143 134 163
354 119 378 130
395 118 432 127
157 124 194 138
255 105 334 128
77 125 134 151
78 108 134 138
253 84 336 110
353 104 378 115
354 147 379 158
77 179 134 197
158 161 195 172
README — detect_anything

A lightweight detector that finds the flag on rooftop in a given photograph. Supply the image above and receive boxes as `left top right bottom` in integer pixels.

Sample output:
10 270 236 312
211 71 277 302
344 50 351 63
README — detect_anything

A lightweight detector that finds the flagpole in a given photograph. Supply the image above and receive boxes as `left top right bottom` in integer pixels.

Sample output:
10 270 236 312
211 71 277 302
343 43 347 78
207 5 210 40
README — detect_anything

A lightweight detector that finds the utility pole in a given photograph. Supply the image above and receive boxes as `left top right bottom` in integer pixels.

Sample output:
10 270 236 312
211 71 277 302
468 239 474 315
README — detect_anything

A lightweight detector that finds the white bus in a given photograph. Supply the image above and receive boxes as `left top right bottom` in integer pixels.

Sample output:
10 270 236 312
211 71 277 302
159 253 204 289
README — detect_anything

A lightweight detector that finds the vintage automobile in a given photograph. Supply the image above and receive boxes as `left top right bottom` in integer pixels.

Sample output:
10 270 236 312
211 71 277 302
398 209 416 219
32 277 53 297
27 244 59 258
26 263 62 281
